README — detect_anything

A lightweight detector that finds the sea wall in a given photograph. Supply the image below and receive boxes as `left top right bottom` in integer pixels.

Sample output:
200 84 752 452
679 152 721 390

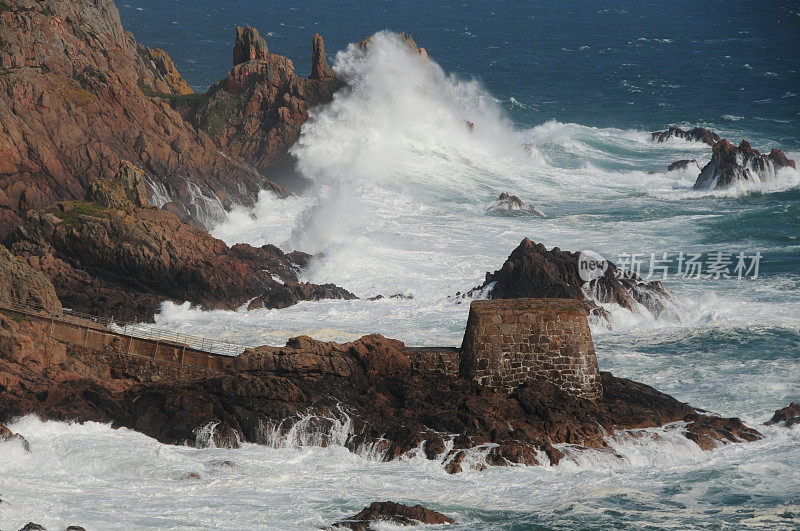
458 299 602 399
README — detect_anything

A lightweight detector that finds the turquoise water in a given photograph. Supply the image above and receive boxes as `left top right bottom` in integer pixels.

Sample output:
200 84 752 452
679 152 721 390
1 2 799 530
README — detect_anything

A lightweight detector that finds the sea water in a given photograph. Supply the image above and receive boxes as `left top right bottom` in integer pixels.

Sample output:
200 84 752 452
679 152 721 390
2 1 799 528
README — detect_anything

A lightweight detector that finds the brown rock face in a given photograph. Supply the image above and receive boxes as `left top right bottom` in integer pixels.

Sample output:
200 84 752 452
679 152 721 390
0 243 61 311
5 191 355 320
651 126 722 146
176 28 342 179
467 238 676 322
765 402 800 428
0 0 287 237
694 139 796 190
333 501 455 529
136 45 193 95
0 323 761 470
310 33 335 80
233 26 270 66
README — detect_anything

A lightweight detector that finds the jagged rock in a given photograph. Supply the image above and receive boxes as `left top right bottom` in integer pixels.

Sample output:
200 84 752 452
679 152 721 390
487 192 545 217
332 501 455 529
651 126 721 146
358 32 429 62
667 159 700 172
0 0 288 236
17 523 45 531
765 402 800 428
136 46 193 95
311 33 335 80
0 324 762 469
174 28 342 179
0 244 61 311
5 200 355 320
0 423 30 451
466 238 675 321
233 26 270 66
694 139 796 190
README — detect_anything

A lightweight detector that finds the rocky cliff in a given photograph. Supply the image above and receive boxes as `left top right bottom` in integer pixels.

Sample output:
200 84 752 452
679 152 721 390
4 169 355 320
0 0 289 237
170 26 342 182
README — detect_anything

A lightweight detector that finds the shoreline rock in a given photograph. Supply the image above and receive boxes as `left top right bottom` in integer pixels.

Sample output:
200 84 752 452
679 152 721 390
487 192 545 217
651 126 721 146
0 316 761 471
465 238 677 322
4 182 355 320
333 501 455 529
693 139 796 190
765 402 800 428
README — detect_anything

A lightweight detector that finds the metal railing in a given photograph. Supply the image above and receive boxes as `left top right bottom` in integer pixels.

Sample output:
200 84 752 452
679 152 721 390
0 298 251 357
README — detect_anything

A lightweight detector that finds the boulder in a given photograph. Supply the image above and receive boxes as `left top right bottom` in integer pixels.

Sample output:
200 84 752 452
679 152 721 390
651 126 721 146
333 501 455 529
765 402 800 428
466 238 676 322
694 139 796 190
487 192 545 217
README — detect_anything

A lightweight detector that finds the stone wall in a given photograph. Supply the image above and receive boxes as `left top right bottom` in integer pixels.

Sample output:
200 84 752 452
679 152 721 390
459 299 602 399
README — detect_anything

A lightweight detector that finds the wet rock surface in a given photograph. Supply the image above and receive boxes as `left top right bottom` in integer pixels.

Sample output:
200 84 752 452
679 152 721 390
4 184 355 320
651 126 721 146
667 159 700 172
466 238 676 322
693 139 796 190
1 320 762 471
332 501 455 529
487 192 545 217
765 402 800 428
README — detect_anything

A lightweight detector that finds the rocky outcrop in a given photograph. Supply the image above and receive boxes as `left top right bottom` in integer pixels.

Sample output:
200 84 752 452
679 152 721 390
5 185 355 320
0 0 288 237
667 159 700 172
333 502 455 529
0 423 29 451
486 192 545 217
173 27 342 180
136 45 193 95
0 243 61 310
465 238 676 322
0 325 761 471
651 126 721 146
765 402 800 428
693 139 796 190
233 26 270 66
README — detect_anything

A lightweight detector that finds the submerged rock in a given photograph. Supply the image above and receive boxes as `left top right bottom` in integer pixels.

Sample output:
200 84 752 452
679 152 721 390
765 402 800 428
693 139 796 190
487 193 545 217
667 159 700 172
466 238 676 322
333 501 455 529
651 126 721 146
17 523 45 531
